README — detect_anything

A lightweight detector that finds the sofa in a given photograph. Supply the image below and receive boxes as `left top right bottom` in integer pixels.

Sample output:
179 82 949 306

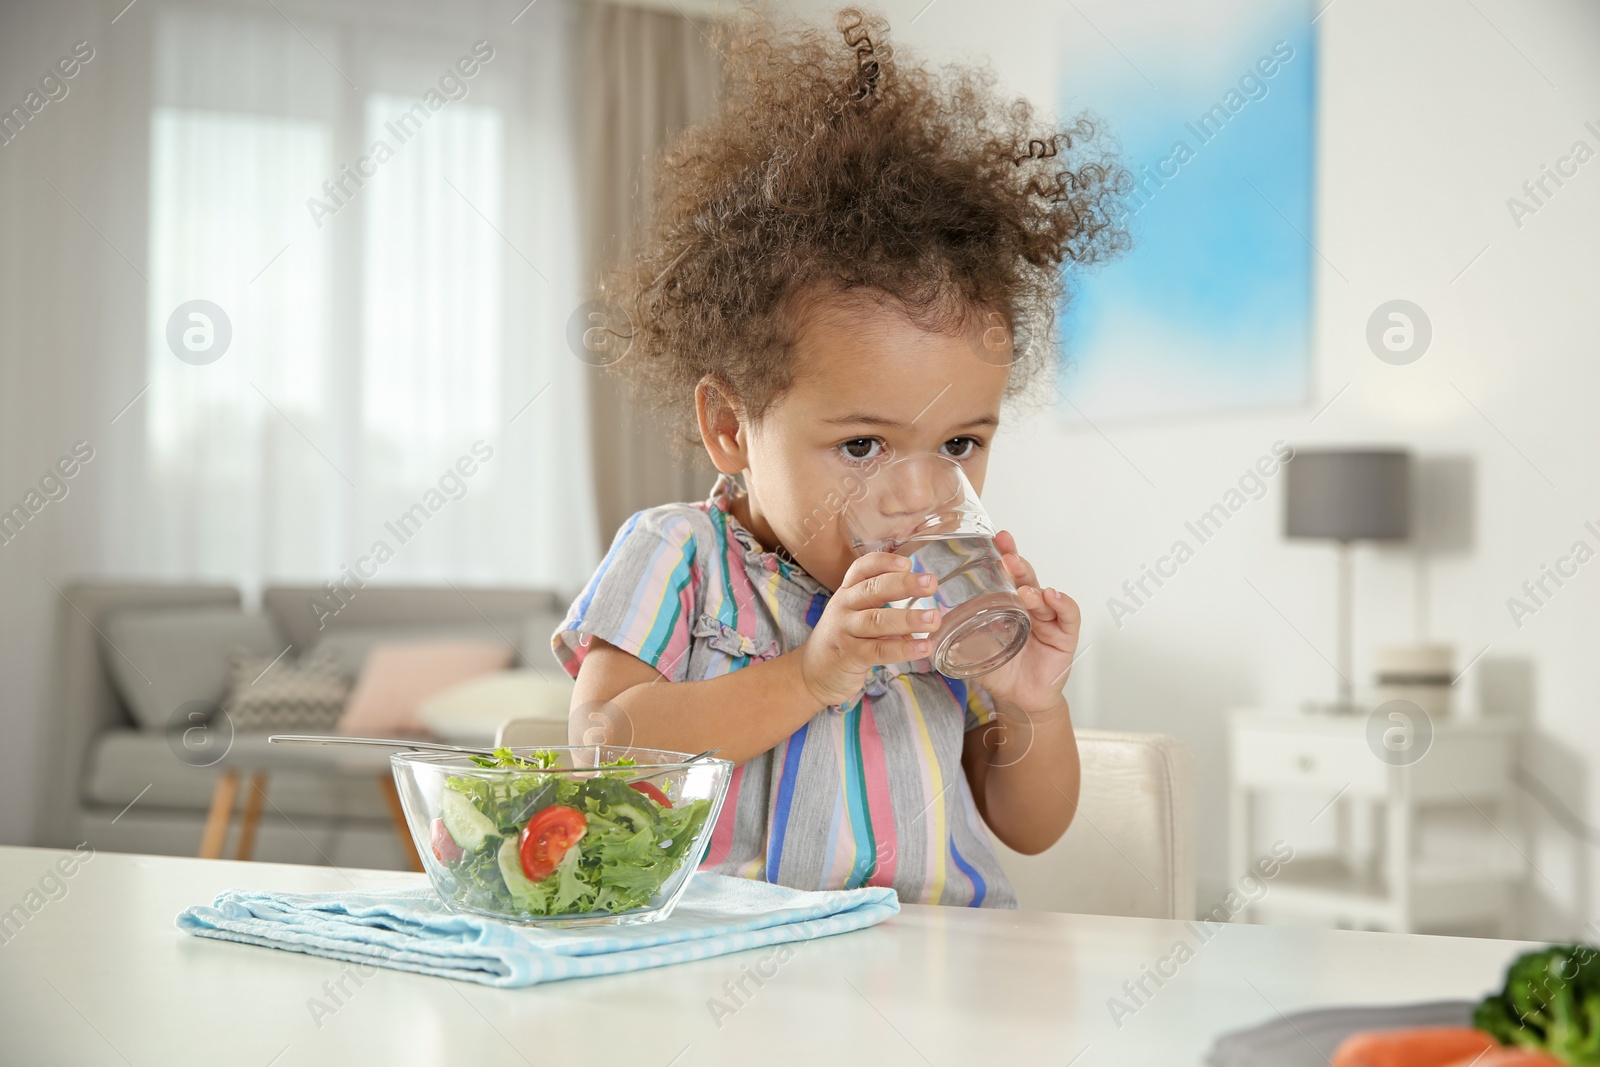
34 580 571 869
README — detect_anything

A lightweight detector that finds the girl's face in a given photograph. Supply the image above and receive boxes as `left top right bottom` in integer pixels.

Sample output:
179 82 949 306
698 291 1012 593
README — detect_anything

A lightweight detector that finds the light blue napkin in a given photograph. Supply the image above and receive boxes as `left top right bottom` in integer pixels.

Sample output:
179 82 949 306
175 873 899 988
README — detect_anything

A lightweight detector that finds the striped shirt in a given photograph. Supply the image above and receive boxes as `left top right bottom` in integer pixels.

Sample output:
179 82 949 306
551 472 1018 908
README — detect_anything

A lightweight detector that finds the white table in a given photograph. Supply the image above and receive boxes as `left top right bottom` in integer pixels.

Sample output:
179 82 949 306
0 846 1537 1065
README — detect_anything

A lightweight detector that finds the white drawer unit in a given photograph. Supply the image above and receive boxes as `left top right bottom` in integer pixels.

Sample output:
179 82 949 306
1228 710 1523 935
1231 723 1388 796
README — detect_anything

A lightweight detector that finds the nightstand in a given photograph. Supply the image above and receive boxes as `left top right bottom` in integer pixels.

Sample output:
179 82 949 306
1228 709 1524 934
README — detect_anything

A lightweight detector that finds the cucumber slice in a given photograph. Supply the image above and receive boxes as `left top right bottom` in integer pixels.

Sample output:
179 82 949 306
611 802 654 833
440 787 497 852
498 836 541 899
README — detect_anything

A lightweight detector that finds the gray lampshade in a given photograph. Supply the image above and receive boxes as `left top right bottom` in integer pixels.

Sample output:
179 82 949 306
1284 449 1412 541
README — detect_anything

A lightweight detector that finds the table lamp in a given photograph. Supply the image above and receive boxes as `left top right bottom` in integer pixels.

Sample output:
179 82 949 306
1283 448 1412 713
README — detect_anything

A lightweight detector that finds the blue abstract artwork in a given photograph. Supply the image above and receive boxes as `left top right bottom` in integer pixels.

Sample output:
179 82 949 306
1056 0 1316 421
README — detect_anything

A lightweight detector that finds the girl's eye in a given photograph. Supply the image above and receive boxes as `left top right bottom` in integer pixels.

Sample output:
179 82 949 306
941 436 981 459
838 437 883 462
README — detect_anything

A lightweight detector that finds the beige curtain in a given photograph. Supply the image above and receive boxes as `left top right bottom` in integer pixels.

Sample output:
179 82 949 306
578 0 726 553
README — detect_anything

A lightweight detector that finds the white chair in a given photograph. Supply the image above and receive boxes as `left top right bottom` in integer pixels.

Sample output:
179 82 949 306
495 714 572 749
495 721 1194 920
992 729 1195 920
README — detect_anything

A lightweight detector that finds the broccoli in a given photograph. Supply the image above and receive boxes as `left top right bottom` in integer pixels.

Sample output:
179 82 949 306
1474 943 1600 1064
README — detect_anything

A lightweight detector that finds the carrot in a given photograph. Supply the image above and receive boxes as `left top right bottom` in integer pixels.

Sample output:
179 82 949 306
1445 1051 1564 1066
1332 1027 1499 1067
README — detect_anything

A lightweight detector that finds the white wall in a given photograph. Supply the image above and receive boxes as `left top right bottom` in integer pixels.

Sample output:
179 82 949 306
773 0 1600 933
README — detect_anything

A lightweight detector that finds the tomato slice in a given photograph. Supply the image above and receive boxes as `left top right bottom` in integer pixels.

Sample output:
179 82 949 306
518 805 587 882
629 780 673 808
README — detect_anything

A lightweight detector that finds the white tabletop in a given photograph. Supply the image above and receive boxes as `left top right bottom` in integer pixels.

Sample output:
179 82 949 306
0 846 1537 1066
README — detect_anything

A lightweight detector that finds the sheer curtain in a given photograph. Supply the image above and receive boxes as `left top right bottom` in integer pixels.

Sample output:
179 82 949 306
113 0 595 598
577 0 725 551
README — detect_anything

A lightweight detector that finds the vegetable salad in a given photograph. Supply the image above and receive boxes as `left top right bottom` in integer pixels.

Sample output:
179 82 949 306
427 748 712 919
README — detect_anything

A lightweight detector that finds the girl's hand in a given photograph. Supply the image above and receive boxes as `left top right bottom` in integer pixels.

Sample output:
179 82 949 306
798 552 939 708
975 529 1081 718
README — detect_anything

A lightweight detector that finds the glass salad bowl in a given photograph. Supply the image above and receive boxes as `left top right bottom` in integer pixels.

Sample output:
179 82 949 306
390 746 733 928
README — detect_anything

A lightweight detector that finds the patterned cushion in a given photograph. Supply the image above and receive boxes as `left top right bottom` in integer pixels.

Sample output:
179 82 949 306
223 645 351 732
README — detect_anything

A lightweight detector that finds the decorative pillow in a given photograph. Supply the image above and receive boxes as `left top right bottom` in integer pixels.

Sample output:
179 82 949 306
102 606 285 730
222 645 351 732
336 640 515 738
311 624 511 681
417 669 577 746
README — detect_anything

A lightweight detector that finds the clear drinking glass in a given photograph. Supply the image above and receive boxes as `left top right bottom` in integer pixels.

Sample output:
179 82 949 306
839 452 1031 678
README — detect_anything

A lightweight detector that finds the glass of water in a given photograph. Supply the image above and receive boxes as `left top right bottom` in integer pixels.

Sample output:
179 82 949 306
839 452 1031 679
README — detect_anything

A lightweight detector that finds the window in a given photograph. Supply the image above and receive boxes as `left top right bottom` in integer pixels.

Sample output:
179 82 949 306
360 94 503 488
145 106 335 576
131 2 593 601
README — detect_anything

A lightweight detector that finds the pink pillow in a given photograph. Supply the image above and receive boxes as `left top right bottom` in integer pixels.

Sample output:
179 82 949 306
337 641 515 737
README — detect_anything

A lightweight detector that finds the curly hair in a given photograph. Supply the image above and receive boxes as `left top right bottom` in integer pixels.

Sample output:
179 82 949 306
595 3 1131 452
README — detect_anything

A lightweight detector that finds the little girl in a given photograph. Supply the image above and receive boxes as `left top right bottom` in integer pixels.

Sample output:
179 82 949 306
551 5 1127 907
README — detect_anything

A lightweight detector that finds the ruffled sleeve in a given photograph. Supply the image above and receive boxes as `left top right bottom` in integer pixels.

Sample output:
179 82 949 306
690 612 779 662
551 508 701 683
